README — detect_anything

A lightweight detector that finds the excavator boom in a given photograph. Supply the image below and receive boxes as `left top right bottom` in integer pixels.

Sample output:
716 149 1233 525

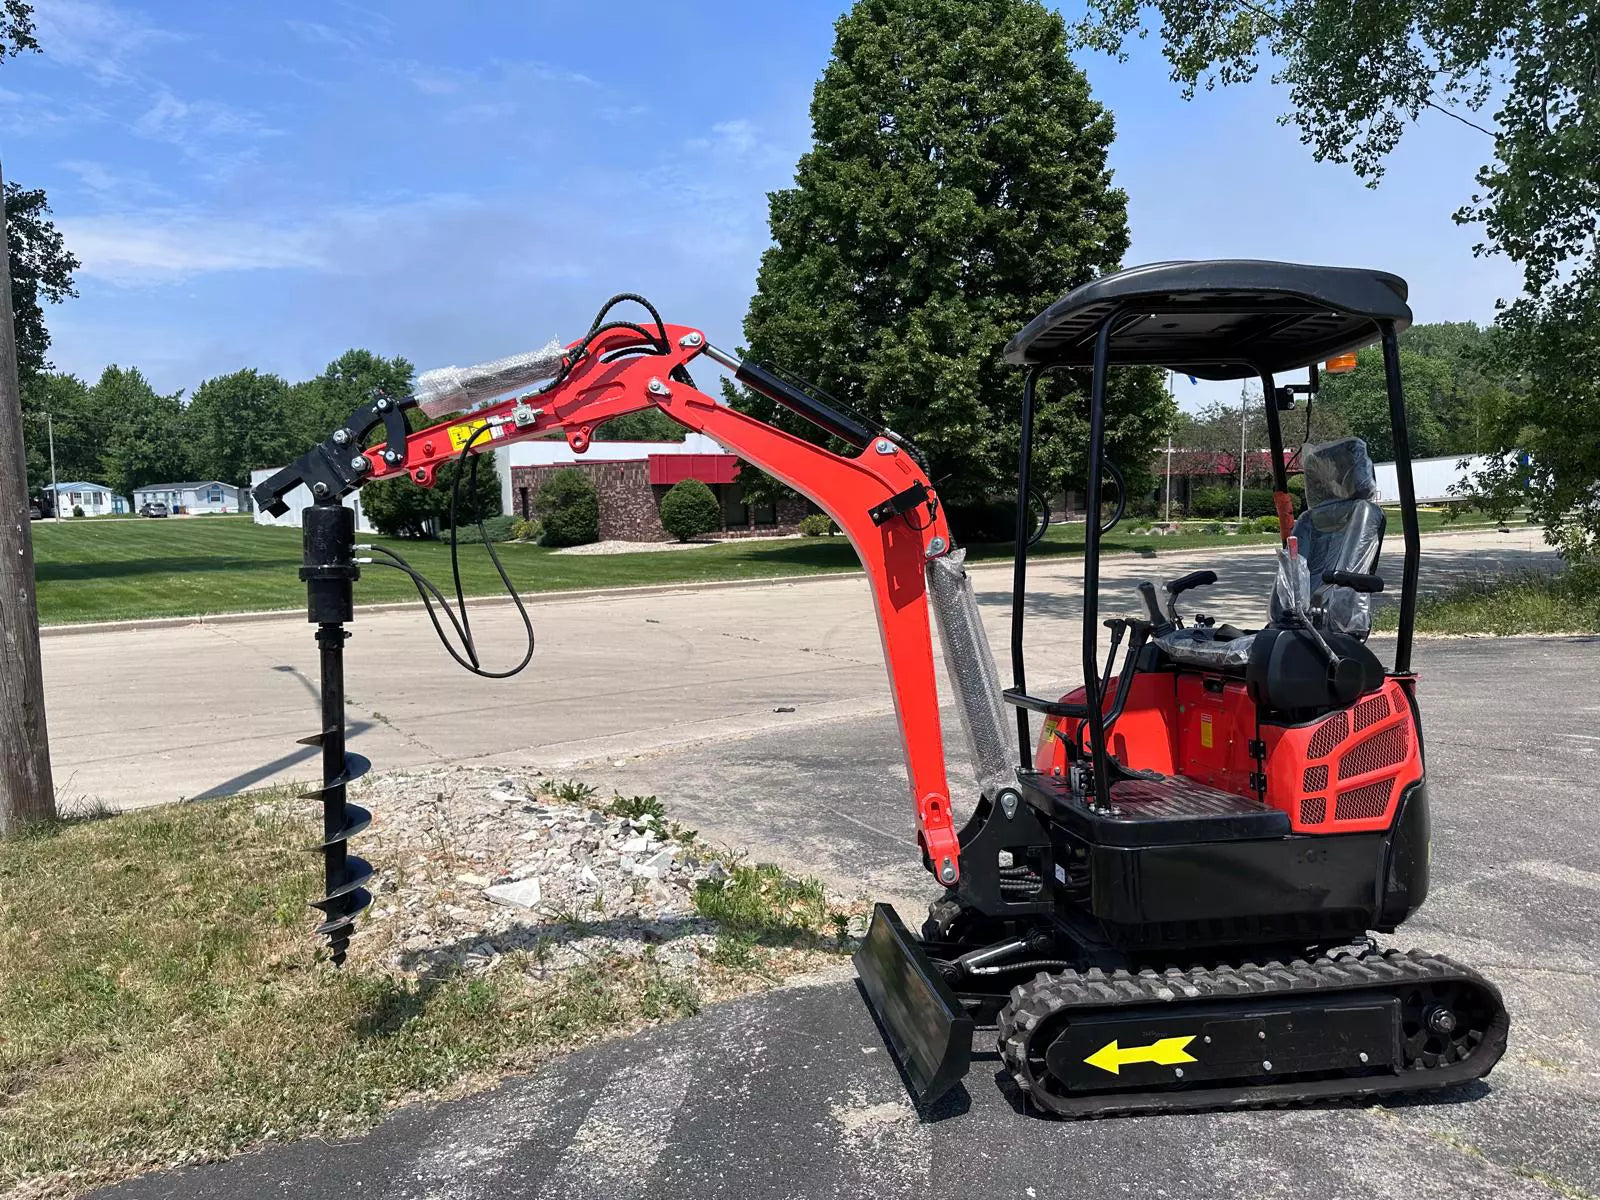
255 318 964 884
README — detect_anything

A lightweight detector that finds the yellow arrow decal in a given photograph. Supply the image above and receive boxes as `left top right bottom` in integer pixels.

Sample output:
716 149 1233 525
1083 1035 1197 1076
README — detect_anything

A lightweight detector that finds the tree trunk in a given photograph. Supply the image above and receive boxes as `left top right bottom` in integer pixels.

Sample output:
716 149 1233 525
0 158 57 833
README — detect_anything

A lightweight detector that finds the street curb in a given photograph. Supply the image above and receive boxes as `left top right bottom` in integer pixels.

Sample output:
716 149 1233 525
36 524 1528 639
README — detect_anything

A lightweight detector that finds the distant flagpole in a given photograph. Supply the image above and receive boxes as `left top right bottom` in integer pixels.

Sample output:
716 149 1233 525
1164 371 1175 524
1238 381 1248 525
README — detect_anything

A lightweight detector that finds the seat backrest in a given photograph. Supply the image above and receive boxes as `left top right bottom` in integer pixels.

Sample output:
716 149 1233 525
1271 438 1385 636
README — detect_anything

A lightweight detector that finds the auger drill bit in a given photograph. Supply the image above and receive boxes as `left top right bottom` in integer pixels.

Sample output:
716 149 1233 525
299 502 372 964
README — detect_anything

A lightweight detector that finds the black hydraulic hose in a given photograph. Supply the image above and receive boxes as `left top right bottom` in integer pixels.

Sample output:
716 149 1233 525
967 959 1077 977
364 420 536 679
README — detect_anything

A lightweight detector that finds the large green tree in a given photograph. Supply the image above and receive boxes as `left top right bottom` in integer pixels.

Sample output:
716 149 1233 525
281 348 414 447
94 366 189 499
6 183 79 383
18 371 95 492
184 368 295 487
3 3 77 384
736 0 1173 515
1077 0 1600 554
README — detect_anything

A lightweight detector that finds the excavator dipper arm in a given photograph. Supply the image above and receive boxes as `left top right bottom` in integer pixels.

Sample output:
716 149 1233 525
270 321 963 884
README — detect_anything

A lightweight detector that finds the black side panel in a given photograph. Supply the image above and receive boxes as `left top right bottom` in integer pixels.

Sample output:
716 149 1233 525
1377 779 1430 930
1052 824 1389 949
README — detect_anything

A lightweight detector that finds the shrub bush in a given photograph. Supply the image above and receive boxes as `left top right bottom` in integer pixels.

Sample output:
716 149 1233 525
509 516 541 541
1203 522 1224 535
798 513 835 537
1256 515 1283 533
1189 485 1232 517
946 499 1025 545
452 513 519 544
1189 485 1278 519
1240 487 1278 518
536 468 600 547
71 504 84 518
658 479 722 541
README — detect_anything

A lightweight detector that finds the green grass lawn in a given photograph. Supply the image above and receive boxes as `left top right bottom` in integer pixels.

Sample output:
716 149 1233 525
25 514 1263 625
1378 562 1599 635
0 785 847 1195
27 507 1511 626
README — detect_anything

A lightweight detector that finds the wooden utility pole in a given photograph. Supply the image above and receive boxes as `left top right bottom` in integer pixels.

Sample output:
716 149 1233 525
0 158 57 833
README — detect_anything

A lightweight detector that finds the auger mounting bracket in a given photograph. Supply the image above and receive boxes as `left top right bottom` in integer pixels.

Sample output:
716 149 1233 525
253 390 418 516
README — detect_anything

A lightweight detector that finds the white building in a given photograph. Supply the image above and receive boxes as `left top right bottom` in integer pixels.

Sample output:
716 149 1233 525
132 481 244 514
249 468 377 533
1373 454 1497 504
49 481 130 515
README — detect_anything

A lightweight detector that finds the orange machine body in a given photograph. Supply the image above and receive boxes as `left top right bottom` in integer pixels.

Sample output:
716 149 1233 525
1037 672 1421 835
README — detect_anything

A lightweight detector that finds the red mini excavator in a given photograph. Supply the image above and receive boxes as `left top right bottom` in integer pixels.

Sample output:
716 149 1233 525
256 263 1508 1117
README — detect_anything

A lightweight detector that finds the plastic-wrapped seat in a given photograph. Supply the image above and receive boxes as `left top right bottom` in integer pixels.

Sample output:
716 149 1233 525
1155 438 1385 670
1271 437 1385 638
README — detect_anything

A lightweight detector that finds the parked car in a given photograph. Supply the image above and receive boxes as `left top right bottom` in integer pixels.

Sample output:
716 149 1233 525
140 501 170 518
28 503 42 520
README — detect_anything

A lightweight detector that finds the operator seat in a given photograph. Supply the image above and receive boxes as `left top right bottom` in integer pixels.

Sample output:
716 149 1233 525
1270 437 1386 637
1154 437 1386 670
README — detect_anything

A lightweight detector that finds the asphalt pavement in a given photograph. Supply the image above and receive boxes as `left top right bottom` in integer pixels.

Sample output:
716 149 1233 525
94 634 1600 1200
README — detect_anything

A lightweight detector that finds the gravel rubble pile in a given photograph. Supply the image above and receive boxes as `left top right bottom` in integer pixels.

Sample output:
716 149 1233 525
335 766 729 979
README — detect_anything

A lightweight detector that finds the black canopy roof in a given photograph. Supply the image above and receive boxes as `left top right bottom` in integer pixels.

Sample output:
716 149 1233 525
1003 259 1412 380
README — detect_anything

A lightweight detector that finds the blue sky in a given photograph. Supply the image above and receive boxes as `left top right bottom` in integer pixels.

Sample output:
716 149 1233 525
3 1 1521 412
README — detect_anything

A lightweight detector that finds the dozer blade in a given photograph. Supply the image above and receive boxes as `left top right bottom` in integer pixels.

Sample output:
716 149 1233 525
853 903 973 1105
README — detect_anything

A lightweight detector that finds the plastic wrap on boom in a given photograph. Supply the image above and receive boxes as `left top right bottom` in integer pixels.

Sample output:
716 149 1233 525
413 339 565 417
926 549 1015 802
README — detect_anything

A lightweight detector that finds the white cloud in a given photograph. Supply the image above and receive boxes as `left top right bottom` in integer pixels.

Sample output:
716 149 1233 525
132 88 282 148
687 118 763 157
60 212 326 284
57 159 172 201
0 87 110 134
403 58 598 96
32 0 181 83
285 20 364 54
445 101 518 124
599 103 650 124
403 63 468 94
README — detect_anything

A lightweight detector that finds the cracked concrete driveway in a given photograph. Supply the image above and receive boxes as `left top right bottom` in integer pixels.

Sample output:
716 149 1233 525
43 526 1551 812
86 533 1599 1199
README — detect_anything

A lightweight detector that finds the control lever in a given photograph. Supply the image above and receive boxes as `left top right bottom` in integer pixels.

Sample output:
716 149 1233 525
1100 617 1127 697
1163 569 1218 624
1322 569 1384 593
1136 582 1173 636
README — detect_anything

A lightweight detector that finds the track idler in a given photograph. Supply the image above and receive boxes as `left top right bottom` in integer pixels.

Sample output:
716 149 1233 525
299 503 372 964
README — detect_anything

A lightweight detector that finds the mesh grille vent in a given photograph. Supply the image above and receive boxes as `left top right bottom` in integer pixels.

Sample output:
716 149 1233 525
1339 724 1409 780
1300 796 1327 825
1335 780 1392 821
1303 764 1329 793
1353 692 1392 732
1307 712 1349 759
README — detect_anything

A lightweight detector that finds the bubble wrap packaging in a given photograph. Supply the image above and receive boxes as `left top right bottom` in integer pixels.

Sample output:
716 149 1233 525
413 339 565 418
926 549 1015 802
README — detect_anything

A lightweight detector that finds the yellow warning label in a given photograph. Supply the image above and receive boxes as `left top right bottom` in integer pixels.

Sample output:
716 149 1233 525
448 419 490 451
1084 1036 1197 1076
1200 712 1214 748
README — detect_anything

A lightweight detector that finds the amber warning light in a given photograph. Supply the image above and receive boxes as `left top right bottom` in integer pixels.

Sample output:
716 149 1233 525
1323 353 1359 375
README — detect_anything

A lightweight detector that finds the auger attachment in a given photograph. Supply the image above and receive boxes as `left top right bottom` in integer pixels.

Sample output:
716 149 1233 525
299 502 372 964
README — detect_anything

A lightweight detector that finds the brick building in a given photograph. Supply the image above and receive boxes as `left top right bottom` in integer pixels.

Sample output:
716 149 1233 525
500 435 809 542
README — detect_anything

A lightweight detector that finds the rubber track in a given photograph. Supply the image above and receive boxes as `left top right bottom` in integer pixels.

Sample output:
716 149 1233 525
996 948 1509 1118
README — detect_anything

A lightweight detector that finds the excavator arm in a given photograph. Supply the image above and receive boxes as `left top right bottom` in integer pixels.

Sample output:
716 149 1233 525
255 319 964 884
